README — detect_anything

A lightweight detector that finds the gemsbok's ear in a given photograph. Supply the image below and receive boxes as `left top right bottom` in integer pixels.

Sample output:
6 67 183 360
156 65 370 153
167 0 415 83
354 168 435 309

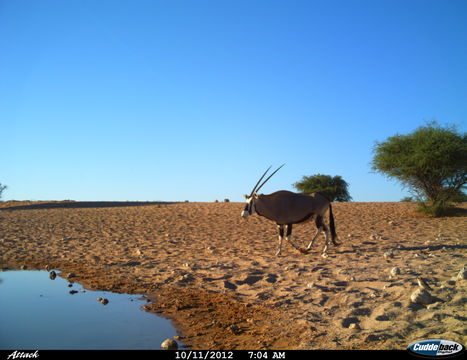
244 194 249 199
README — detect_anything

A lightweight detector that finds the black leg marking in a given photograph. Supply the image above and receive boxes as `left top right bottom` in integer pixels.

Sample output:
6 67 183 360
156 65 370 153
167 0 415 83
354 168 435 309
315 216 323 228
278 226 284 238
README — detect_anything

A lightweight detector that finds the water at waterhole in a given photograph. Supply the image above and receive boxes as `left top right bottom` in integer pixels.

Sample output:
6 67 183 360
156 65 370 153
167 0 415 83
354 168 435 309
0 270 180 349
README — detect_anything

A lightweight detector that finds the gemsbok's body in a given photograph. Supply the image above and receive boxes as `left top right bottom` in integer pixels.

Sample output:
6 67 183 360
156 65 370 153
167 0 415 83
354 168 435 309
241 165 340 257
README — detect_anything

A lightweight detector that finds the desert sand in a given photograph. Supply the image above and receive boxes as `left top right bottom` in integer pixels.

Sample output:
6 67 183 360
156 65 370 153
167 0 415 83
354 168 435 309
0 201 465 350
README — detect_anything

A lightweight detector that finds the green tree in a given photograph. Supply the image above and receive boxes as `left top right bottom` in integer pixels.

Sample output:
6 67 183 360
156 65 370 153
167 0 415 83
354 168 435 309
293 174 352 202
371 122 466 216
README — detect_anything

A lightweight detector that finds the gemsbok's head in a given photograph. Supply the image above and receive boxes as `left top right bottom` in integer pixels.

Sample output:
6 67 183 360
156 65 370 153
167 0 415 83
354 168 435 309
241 164 285 218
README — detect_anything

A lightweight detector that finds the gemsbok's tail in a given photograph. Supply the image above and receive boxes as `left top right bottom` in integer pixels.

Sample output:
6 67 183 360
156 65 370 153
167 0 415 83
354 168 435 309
328 203 338 244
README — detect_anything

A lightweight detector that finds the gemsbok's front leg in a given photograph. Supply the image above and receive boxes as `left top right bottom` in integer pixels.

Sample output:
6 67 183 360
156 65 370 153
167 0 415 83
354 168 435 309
276 224 284 256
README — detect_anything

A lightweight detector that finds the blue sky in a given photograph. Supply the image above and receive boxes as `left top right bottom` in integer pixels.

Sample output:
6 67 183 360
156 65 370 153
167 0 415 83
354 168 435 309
1 0 466 202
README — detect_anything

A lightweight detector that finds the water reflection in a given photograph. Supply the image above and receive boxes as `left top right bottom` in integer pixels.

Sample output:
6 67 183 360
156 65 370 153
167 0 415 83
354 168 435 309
0 270 179 349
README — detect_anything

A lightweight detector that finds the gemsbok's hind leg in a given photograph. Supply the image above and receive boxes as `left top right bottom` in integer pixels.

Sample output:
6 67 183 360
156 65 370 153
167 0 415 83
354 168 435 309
331 236 341 246
306 228 321 250
306 216 323 250
321 224 331 258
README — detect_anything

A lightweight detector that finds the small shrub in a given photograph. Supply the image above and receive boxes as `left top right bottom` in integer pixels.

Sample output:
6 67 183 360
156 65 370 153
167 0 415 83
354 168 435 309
417 200 450 217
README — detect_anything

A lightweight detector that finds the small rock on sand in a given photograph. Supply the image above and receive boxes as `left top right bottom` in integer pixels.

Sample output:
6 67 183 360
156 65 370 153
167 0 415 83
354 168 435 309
161 338 178 350
410 288 433 305
390 267 401 276
456 267 466 280
229 324 242 334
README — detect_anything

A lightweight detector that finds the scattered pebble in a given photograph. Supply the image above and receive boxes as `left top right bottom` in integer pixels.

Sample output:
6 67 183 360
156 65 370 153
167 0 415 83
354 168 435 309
161 338 178 350
456 267 466 280
206 246 216 253
229 324 242 334
97 297 109 305
390 267 401 276
410 288 433 305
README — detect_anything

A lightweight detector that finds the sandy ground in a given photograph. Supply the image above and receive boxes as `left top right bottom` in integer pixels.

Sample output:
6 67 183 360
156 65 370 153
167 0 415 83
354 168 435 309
0 201 465 350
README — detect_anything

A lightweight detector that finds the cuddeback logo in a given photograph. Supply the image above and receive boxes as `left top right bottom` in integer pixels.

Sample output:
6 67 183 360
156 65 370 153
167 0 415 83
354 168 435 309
408 339 465 358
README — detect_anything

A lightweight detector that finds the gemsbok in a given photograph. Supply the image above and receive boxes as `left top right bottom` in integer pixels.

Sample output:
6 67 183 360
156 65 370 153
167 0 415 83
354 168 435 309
241 165 340 257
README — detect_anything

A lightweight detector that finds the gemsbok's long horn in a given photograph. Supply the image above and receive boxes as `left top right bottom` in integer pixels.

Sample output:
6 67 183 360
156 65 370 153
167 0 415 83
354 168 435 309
255 163 285 194
249 165 272 197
